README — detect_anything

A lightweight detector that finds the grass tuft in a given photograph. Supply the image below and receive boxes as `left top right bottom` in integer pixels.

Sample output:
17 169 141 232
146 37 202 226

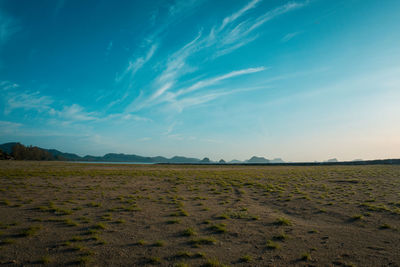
92 223 106 230
300 252 311 261
182 227 197 236
274 217 292 226
20 225 42 237
209 223 227 233
273 232 288 241
154 240 165 247
190 237 217 246
266 240 280 250
167 219 181 224
379 223 391 229
204 258 229 267
38 255 51 264
240 254 252 262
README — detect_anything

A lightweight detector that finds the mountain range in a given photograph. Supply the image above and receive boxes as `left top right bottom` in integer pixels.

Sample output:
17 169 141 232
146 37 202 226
1 142 399 165
0 142 283 164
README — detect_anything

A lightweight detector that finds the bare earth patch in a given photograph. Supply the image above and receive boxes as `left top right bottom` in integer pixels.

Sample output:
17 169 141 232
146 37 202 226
0 161 399 266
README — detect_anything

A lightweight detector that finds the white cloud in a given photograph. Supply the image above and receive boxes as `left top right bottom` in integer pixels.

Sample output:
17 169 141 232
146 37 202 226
102 112 152 123
120 114 152 122
116 43 158 82
164 121 177 135
0 120 21 127
105 41 113 57
58 104 99 122
156 31 202 85
126 1 307 112
170 85 269 112
0 120 22 133
215 1 305 53
220 0 261 30
106 92 129 109
5 91 54 114
151 82 174 100
168 0 200 16
281 31 301 42
175 67 266 97
0 10 19 45
0 81 19 91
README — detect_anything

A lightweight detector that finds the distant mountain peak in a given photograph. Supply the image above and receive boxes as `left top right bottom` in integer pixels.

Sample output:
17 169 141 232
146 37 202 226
270 158 285 163
200 157 211 163
246 156 269 163
326 158 338 163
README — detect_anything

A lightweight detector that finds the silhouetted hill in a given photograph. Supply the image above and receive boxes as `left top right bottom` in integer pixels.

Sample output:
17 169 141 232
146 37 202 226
103 153 153 162
246 156 270 163
169 156 200 163
326 158 338 163
200 157 211 163
47 149 81 161
270 158 285 163
152 156 169 163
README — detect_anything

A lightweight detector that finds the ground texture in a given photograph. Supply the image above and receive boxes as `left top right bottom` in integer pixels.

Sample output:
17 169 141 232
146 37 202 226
0 161 399 266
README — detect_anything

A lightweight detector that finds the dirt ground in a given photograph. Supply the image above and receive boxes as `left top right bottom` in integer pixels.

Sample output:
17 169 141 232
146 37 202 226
0 161 399 266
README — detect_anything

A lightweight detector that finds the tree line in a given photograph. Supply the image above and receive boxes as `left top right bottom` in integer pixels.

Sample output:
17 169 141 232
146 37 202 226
0 143 65 161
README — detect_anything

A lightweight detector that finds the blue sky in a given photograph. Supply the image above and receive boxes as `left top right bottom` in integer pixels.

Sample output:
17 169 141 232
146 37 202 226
1 0 400 161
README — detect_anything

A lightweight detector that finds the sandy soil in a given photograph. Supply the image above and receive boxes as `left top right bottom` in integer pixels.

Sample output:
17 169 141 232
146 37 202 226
0 161 399 266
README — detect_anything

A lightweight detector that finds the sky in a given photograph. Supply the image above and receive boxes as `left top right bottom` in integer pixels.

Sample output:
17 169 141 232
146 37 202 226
0 0 400 162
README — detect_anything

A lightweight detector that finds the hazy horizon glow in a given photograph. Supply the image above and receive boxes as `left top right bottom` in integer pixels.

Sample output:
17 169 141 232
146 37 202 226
1 0 400 162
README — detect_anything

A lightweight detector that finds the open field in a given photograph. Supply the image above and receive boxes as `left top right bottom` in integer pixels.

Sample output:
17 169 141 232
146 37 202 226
0 161 399 266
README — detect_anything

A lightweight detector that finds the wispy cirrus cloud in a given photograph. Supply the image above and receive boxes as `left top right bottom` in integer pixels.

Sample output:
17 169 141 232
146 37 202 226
175 67 267 97
115 0 204 87
0 9 19 45
156 31 203 86
168 0 203 16
213 1 306 54
0 81 18 91
123 0 307 113
116 43 158 82
104 113 152 123
1 82 152 127
167 85 270 112
219 0 261 31
281 31 301 42
1 86 99 123
57 104 99 122
5 91 54 115
128 66 266 112
105 41 113 57
0 120 22 135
